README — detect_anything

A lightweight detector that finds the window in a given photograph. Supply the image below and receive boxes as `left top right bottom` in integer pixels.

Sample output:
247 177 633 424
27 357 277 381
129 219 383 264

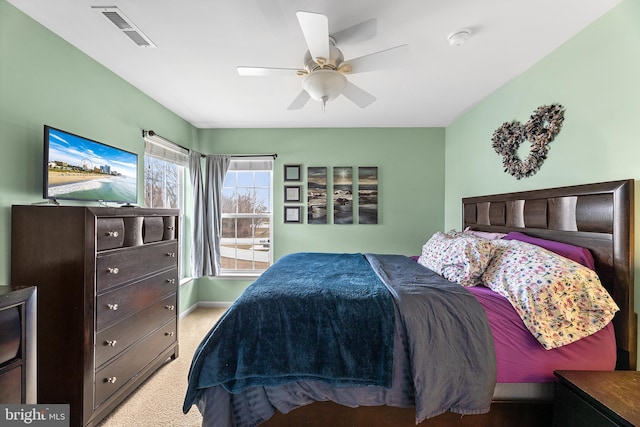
144 157 182 208
143 134 189 277
220 158 273 275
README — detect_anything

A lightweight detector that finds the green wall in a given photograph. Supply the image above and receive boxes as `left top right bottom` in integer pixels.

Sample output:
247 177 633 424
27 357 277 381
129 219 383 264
195 127 445 302
444 0 640 359
1 0 446 308
0 0 200 311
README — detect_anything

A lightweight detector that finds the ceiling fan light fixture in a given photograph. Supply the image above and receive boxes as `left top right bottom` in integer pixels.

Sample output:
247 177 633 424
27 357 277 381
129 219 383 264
238 11 408 111
302 69 347 104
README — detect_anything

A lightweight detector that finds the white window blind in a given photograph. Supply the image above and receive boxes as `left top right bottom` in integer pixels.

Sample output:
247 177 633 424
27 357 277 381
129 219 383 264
144 134 189 166
227 157 274 171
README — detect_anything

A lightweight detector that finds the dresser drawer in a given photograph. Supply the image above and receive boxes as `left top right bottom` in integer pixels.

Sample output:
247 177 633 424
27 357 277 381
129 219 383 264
163 216 177 240
143 217 164 243
94 318 177 407
554 382 619 427
0 365 22 404
0 306 20 365
95 294 177 367
96 241 178 292
96 218 125 251
96 269 177 331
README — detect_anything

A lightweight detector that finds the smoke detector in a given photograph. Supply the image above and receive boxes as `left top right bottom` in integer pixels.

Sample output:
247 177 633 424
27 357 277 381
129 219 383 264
448 30 471 47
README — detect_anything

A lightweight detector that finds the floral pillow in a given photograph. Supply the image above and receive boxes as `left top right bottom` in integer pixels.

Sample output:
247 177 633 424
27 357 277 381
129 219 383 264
463 227 506 240
503 231 596 270
418 232 495 286
482 239 619 349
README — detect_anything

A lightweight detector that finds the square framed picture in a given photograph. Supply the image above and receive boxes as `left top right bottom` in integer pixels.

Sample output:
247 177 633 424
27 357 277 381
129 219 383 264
284 206 302 223
284 185 302 203
284 164 301 181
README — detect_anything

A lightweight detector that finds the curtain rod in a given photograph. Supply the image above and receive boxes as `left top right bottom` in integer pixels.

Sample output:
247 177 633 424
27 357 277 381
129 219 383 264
143 130 278 159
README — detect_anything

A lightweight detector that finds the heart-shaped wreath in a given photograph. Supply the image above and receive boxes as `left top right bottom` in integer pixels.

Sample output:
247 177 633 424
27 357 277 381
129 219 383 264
491 104 565 179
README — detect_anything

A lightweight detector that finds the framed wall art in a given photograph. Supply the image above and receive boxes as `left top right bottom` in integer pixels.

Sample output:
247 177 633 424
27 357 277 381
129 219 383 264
284 185 301 203
284 206 302 223
333 166 353 224
307 166 327 224
284 164 301 182
358 167 378 224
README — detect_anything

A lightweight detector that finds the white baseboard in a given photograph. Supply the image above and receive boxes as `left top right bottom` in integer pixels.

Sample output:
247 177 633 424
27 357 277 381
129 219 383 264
197 301 234 308
180 301 232 319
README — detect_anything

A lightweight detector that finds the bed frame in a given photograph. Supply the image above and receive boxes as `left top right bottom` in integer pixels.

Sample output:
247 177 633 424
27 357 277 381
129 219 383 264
263 179 636 427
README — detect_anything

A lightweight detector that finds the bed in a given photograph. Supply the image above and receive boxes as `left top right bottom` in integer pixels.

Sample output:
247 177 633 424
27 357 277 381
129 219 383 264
183 179 636 427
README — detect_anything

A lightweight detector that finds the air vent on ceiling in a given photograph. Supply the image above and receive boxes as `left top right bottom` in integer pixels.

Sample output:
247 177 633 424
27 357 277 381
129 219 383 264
92 6 156 48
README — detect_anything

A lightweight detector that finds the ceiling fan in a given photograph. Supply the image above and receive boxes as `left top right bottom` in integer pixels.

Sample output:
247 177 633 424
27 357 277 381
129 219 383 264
237 11 410 111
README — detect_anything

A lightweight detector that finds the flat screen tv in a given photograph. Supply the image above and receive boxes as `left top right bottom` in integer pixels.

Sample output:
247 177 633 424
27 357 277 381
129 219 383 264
43 125 138 205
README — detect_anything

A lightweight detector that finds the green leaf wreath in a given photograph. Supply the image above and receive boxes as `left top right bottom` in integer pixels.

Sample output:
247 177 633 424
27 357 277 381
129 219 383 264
491 104 565 179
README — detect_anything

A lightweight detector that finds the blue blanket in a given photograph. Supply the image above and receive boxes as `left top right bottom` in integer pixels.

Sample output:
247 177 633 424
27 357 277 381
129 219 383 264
183 252 395 412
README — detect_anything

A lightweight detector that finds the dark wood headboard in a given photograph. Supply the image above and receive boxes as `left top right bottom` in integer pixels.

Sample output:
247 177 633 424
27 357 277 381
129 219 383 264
462 179 636 370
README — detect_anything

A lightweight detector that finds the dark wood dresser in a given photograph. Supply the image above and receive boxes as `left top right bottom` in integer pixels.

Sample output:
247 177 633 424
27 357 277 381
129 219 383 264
11 206 179 427
0 286 36 404
554 370 640 427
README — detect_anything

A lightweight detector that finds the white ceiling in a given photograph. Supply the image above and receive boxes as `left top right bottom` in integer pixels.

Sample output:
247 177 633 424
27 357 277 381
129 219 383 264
8 0 620 129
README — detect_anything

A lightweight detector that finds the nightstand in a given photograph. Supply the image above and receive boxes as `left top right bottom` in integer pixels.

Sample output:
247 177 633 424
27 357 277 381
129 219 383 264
0 286 36 404
554 370 640 427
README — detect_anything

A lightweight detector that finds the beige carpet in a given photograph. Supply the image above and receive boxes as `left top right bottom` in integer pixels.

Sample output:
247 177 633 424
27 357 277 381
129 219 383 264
97 307 227 427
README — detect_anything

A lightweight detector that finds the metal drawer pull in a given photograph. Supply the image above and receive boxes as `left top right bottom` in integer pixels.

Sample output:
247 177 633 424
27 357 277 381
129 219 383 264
167 252 176 257
107 267 119 274
106 377 117 384
165 331 175 337
107 231 119 237
167 279 176 284
165 305 175 310
107 303 119 311
105 340 118 347
166 226 175 231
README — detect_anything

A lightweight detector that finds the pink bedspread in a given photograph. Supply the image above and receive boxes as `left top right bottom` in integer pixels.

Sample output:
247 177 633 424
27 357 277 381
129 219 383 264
468 285 617 383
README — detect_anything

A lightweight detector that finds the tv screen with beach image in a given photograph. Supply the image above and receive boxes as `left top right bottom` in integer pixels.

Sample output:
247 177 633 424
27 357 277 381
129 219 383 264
45 126 138 204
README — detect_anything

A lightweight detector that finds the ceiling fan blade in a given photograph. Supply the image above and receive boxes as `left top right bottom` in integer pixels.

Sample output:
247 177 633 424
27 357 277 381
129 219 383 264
341 81 376 108
296 11 330 62
287 90 311 110
237 66 301 77
343 44 410 74
331 19 377 45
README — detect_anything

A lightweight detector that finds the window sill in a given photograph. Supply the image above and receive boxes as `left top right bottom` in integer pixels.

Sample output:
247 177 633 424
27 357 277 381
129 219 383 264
180 277 194 287
179 274 264 282
214 272 263 280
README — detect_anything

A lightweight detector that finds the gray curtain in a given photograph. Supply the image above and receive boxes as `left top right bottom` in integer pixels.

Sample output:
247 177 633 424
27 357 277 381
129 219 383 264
204 155 231 276
189 151 207 278
190 153 231 277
